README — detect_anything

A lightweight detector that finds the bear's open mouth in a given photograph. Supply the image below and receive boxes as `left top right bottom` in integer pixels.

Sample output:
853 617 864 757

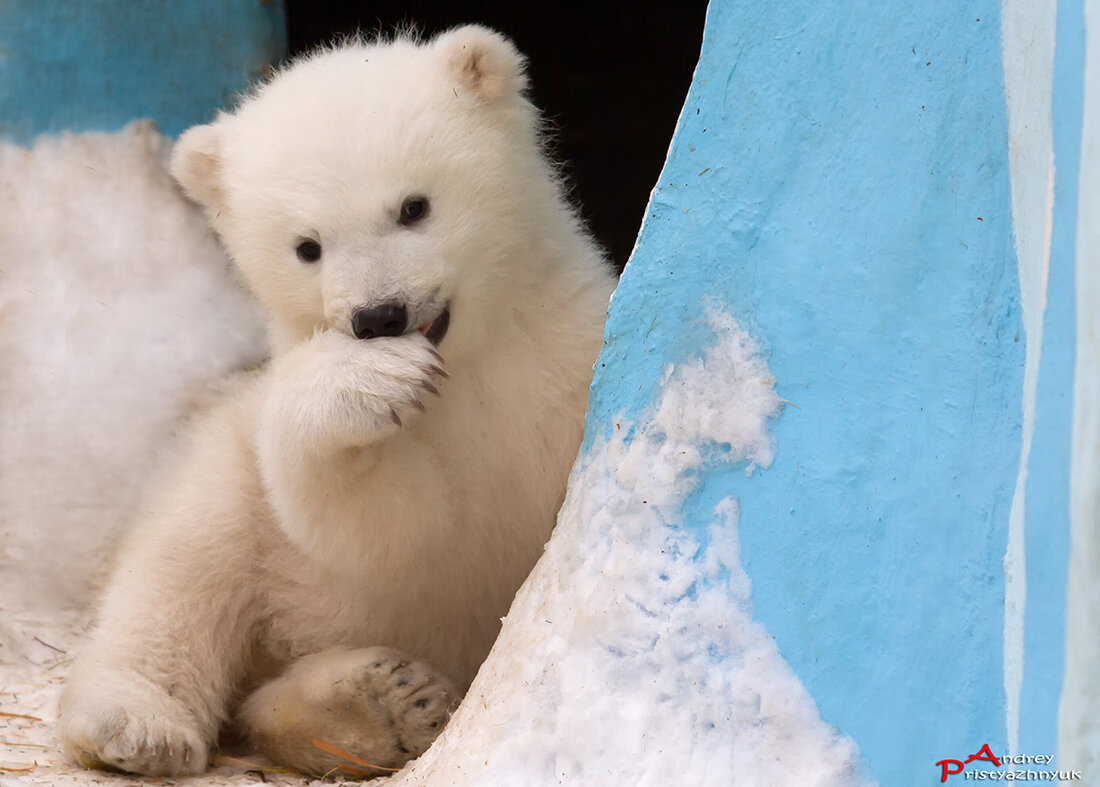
418 306 450 346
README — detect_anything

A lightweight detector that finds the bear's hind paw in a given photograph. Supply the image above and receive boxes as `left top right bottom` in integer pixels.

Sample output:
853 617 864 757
241 647 458 777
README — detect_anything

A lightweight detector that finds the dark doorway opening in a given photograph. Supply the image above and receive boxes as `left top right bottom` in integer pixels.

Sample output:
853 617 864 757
284 1 709 272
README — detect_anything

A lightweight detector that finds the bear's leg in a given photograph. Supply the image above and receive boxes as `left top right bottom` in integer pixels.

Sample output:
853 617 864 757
239 647 458 777
59 563 258 777
57 523 260 777
58 406 265 777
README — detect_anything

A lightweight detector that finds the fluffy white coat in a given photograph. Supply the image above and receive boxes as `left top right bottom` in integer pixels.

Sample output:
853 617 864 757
57 26 615 777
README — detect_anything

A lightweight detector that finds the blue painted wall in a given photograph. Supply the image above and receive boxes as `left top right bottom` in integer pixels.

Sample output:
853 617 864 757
0 0 286 144
587 0 1038 782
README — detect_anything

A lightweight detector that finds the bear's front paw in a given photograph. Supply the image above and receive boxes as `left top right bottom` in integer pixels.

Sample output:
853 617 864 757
58 678 209 777
268 330 449 448
339 334 449 433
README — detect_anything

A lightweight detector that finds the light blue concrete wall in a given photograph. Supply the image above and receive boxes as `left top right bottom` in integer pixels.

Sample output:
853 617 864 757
0 0 286 144
585 0 1079 782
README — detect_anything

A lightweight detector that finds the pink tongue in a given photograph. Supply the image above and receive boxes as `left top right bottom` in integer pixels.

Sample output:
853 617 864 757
418 323 431 336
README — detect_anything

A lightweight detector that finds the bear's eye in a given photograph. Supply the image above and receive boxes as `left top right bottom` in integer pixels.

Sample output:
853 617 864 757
399 196 429 226
296 239 322 263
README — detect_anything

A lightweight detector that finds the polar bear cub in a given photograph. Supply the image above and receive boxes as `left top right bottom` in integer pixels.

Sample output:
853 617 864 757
57 26 616 777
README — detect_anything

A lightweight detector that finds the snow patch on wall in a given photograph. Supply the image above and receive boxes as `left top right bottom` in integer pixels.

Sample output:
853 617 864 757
387 308 868 786
0 123 267 614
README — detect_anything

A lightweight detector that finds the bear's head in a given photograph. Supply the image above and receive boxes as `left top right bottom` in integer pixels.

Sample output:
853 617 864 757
171 25 559 353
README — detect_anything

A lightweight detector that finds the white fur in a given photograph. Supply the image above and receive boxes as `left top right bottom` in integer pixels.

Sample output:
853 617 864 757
0 122 267 614
57 26 615 777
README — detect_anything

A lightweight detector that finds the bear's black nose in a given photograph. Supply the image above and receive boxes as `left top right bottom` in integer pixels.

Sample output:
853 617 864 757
351 302 408 340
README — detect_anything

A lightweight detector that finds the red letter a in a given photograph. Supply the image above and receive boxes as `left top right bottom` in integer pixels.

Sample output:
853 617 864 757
964 744 1003 767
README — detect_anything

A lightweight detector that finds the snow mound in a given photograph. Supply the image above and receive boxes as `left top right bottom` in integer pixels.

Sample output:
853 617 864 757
388 306 869 786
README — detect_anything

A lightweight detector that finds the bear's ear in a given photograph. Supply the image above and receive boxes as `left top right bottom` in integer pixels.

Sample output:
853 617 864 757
170 123 225 210
435 25 527 102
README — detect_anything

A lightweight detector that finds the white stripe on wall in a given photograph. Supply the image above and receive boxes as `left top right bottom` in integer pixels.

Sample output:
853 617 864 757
1001 0 1057 756
1059 0 1100 770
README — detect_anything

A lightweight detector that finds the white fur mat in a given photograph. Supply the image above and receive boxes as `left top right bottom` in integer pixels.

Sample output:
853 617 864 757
0 123 286 786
